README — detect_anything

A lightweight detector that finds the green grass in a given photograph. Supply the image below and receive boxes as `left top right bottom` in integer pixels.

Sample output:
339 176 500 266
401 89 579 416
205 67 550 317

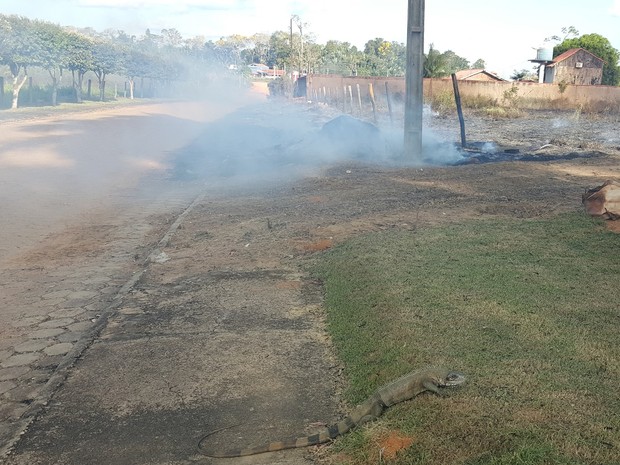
311 213 620 465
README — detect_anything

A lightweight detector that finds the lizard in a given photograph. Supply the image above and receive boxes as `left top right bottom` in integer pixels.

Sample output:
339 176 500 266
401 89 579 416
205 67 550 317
197 367 465 458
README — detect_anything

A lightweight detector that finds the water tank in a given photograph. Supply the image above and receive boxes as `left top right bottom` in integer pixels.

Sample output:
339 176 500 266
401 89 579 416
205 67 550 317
536 47 553 62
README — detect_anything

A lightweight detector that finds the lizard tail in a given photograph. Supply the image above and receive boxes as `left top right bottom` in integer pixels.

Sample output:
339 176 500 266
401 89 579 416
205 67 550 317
198 417 356 458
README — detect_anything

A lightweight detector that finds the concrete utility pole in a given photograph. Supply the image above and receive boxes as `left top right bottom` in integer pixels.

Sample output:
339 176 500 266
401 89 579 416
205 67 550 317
404 0 425 160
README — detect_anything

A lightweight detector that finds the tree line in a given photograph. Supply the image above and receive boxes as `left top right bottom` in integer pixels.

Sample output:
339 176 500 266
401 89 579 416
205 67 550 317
211 32 485 79
3 15 617 110
1 14 487 109
0 15 224 109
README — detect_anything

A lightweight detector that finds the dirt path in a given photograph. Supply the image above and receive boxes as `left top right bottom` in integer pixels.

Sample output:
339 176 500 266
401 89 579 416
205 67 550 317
1 94 619 464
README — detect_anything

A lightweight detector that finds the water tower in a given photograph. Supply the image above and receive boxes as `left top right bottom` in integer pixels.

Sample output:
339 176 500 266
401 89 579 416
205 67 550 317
530 46 554 83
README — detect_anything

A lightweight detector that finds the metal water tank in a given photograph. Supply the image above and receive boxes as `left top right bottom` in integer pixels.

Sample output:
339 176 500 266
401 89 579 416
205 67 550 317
536 47 553 61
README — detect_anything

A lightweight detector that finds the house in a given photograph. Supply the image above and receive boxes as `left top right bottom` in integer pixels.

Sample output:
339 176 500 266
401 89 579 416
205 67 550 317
453 69 506 81
543 48 605 85
248 64 285 79
257 68 285 79
248 63 270 75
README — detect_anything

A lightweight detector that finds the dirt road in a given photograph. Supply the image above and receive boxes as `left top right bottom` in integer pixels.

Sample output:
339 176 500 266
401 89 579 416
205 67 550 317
1 91 619 464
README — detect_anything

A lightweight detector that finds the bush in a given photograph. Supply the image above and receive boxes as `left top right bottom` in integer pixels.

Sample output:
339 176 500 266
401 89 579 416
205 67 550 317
267 77 294 98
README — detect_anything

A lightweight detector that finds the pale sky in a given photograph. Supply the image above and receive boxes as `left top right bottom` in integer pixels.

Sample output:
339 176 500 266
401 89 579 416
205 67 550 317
2 0 619 78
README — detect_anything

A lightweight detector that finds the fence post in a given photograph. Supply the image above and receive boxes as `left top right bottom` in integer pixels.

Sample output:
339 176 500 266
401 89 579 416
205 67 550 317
356 83 362 114
369 83 377 123
385 81 394 125
451 73 467 148
348 85 353 114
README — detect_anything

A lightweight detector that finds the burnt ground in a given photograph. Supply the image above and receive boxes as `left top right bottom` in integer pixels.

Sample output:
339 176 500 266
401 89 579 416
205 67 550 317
1 93 620 465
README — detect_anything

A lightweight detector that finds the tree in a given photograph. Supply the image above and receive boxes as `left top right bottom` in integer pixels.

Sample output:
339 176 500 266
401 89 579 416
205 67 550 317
472 58 486 69
360 38 406 76
122 48 152 99
267 31 290 69
321 40 360 75
65 32 94 102
554 33 620 86
242 33 271 65
31 20 73 106
424 43 448 77
161 28 182 48
441 50 470 74
511 68 537 81
214 34 251 67
0 14 37 109
92 40 120 100
546 26 579 43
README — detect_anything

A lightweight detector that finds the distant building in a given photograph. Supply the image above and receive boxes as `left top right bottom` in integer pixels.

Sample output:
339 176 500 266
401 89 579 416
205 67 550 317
248 63 270 75
248 63 285 79
453 69 506 82
542 48 605 85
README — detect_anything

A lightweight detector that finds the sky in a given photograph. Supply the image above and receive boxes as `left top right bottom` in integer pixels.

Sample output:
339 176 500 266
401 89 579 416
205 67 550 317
2 0 619 79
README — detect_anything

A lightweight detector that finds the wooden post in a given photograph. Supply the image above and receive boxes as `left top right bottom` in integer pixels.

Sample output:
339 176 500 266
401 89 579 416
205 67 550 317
343 85 347 112
404 0 425 160
356 83 362 114
451 73 467 148
348 85 353 114
385 81 394 125
368 83 378 123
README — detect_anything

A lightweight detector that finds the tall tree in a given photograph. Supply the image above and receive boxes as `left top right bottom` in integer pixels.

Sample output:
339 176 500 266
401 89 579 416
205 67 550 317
31 20 73 105
441 50 470 74
321 40 360 75
0 15 37 109
122 48 151 99
267 31 290 69
361 38 406 76
554 33 620 86
91 39 120 100
242 33 271 65
161 28 182 48
65 32 94 103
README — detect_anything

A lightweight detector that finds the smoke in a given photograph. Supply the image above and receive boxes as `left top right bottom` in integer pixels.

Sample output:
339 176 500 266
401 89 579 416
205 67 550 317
170 100 464 186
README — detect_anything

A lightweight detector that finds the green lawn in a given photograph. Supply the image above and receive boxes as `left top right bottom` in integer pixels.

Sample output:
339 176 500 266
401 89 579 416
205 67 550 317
311 213 620 465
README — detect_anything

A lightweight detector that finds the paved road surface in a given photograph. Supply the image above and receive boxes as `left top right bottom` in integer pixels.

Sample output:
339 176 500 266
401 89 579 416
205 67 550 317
0 91 257 453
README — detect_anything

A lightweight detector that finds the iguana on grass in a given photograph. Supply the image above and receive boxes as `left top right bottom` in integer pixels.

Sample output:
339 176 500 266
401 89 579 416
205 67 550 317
198 368 465 458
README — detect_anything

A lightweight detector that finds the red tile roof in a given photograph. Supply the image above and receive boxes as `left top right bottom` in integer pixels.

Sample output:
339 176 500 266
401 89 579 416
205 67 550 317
552 48 605 64
453 69 506 81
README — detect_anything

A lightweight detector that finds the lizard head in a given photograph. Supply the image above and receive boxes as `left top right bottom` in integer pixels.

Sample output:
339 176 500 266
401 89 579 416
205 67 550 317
436 369 466 388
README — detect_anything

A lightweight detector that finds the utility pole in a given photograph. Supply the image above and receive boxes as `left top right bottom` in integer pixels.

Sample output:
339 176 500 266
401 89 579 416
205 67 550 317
404 0 425 160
